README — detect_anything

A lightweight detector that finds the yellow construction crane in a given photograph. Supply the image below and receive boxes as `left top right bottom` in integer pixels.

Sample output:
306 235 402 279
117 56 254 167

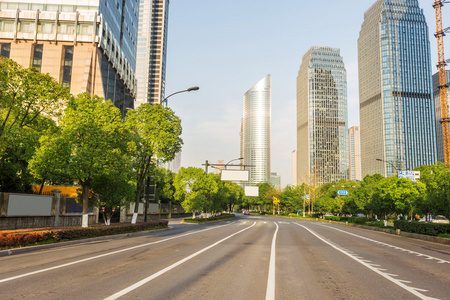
434 0 450 166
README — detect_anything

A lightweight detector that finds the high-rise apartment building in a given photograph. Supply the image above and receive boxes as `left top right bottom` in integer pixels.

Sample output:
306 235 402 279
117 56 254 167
358 0 437 177
297 47 349 186
349 126 362 181
135 0 169 106
271 172 281 190
240 75 271 186
433 71 450 163
0 0 138 113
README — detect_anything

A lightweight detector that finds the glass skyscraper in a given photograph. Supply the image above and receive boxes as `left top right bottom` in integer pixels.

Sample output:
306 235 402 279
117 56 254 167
297 47 349 186
358 0 437 177
240 75 271 186
433 70 450 164
136 0 170 106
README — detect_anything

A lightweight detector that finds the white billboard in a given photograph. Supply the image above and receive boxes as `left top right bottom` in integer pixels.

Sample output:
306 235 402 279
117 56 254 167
221 170 249 181
245 186 259 197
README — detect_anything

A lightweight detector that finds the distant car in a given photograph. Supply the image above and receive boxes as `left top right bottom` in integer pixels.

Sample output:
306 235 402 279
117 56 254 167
355 214 366 218
324 212 333 216
244 211 250 215
431 215 449 224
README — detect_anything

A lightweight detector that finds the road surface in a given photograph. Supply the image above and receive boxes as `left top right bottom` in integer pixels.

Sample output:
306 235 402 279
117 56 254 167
1 214 449 299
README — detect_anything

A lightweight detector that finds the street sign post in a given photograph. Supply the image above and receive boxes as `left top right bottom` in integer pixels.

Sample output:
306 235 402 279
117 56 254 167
337 190 349 196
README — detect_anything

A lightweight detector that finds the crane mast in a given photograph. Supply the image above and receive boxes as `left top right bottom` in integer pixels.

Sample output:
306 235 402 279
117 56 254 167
434 0 450 166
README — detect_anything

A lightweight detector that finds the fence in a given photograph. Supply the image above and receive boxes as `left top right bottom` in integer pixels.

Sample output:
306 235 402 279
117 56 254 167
0 191 96 230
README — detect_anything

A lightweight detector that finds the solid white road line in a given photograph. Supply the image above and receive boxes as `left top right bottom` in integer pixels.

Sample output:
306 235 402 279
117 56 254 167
0 222 234 283
320 224 450 264
295 223 440 300
265 222 279 300
104 222 257 300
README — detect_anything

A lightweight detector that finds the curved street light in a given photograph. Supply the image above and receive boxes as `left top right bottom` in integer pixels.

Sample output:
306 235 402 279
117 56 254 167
376 158 398 171
161 86 199 107
224 157 244 169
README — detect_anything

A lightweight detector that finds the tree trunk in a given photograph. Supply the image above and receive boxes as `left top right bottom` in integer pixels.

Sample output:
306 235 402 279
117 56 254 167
82 184 89 227
38 179 46 195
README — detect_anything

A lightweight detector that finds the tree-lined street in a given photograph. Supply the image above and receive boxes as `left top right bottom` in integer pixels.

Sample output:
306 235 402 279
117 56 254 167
1 215 449 299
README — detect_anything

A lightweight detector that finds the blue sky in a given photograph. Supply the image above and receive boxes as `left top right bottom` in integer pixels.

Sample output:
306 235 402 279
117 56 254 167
164 0 440 188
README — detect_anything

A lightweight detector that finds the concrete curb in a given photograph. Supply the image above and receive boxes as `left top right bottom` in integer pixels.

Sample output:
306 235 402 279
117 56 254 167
0 227 173 257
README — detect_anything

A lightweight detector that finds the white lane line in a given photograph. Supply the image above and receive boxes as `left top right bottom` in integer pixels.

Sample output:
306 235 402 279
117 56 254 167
0 222 234 283
104 222 257 300
320 224 450 265
295 223 440 300
265 222 279 300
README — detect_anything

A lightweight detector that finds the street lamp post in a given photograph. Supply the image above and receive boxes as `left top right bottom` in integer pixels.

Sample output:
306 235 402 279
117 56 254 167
143 86 199 221
376 158 398 177
224 157 244 169
161 86 199 107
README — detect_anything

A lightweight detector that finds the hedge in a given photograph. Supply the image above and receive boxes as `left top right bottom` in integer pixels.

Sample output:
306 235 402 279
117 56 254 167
0 220 168 249
394 220 450 236
182 214 235 223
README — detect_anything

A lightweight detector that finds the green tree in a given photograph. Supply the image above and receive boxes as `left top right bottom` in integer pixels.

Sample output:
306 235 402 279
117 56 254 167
0 58 70 191
174 167 219 217
125 103 182 222
30 93 131 227
415 163 450 219
91 173 135 225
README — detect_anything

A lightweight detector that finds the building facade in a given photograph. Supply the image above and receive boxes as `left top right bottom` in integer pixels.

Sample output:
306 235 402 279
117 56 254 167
270 172 281 190
240 75 271 186
297 47 349 186
349 126 362 181
432 71 450 164
358 0 437 177
135 0 169 106
0 0 138 113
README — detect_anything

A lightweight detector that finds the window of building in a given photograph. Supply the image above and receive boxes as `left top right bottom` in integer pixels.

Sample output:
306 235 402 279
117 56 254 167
31 44 43 72
61 46 74 89
0 43 11 58
58 23 76 35
77 24 94 35
37 22 54 34
0 20 15 32
18 21 35 33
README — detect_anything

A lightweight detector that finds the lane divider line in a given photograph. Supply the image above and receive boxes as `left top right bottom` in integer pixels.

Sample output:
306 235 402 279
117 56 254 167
319 224 450 265
294 223 440 300
0 222 235 284
265 222 279 300
104 222 257 300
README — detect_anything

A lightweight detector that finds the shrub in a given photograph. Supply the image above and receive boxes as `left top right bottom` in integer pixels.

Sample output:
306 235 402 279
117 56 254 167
0 221 168 249
394 220 450 236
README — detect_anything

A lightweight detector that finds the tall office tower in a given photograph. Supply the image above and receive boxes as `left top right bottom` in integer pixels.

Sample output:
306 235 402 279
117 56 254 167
135 0 169 106
433 71 450 163
270 172 281 190
241 75 271 186
358 0 437 177
297 47 349 186
0 1 138 113
349 126 362 181
292 150 297 186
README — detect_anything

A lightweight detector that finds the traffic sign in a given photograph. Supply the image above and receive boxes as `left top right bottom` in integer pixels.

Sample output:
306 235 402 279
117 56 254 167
337 190 349 196
398 171 420 181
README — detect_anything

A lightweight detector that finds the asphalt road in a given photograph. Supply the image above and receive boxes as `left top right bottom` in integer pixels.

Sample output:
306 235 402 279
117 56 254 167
1 214 449 300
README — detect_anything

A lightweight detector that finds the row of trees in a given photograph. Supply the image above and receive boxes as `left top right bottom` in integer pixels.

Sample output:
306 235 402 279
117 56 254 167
1 58 182 227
